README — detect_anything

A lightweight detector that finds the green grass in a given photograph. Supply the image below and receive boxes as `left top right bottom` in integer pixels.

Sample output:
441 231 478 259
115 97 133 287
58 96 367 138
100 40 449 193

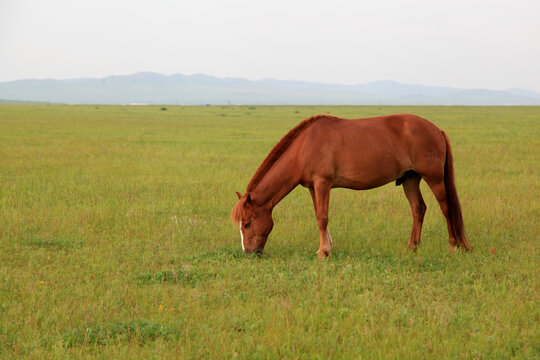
0 105 538 358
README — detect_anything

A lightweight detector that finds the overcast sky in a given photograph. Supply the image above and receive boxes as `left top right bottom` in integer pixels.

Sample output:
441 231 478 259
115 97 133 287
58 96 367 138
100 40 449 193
1 0 539 91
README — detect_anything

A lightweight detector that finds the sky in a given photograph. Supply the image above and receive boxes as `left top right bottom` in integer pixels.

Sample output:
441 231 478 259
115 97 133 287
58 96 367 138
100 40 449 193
1 0 539 91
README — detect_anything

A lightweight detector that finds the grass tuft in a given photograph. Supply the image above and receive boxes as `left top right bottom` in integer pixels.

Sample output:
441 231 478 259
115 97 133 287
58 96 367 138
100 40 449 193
136 268 217 286
23 236 83 250
62 320 180 347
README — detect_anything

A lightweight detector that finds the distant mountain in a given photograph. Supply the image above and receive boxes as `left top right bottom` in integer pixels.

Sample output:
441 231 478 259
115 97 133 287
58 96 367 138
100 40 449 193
0 98 50 105
1 72 539 105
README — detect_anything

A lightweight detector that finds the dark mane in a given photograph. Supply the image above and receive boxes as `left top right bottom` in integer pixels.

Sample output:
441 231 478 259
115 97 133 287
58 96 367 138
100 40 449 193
245 114 332 193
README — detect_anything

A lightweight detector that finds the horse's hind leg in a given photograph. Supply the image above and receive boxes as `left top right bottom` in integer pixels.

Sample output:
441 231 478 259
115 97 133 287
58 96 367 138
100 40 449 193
424 179 457 250
402 172 426 250
309 179 333 259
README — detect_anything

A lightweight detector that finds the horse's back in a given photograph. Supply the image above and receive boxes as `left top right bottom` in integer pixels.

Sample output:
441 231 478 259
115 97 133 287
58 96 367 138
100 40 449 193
296 114 446 189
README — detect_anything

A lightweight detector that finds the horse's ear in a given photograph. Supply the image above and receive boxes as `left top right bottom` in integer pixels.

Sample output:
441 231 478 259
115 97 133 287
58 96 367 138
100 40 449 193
236 192 242 200
246 193 252 204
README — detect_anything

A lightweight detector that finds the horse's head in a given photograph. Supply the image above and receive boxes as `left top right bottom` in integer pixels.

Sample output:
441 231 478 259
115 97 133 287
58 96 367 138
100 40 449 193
231 192 274 254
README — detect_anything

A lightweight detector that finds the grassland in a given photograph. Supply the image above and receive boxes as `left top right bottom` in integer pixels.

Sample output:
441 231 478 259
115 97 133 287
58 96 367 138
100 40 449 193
0 105 538 359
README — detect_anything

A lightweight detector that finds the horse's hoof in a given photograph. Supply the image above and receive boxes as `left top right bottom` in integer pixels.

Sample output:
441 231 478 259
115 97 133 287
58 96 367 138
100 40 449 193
459 243 474 252
406 245 418 252
317 250 330 259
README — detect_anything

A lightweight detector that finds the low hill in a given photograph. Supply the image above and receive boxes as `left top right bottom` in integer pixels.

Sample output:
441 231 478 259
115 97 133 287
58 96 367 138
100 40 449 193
0 72 539 105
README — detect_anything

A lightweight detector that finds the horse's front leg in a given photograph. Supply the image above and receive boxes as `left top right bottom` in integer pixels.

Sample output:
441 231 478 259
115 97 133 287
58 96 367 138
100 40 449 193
309 179 333 259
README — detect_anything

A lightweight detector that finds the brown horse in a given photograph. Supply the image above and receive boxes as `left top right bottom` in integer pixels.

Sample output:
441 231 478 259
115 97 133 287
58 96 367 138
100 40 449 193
232 113 472 258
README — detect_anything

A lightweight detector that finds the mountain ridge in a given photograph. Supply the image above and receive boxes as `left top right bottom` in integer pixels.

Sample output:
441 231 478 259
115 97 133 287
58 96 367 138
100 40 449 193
1 72 539 105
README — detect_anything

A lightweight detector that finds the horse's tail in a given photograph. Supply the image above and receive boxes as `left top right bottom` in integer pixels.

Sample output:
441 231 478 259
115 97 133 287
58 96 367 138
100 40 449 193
442 131 473 251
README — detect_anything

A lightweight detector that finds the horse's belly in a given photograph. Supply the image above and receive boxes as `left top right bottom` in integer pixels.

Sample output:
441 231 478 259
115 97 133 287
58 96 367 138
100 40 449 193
333 165 401 190
332 148 409 190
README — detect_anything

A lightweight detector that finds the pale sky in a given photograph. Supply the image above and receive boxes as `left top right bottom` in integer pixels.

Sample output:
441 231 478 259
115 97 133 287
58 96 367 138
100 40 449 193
1 0 539 91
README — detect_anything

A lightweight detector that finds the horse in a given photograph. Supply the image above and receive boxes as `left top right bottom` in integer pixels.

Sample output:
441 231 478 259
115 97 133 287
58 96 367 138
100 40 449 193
231 113 472 258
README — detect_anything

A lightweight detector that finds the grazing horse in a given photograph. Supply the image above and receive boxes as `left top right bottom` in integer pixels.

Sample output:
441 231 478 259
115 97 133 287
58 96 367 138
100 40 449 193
231 114 472 258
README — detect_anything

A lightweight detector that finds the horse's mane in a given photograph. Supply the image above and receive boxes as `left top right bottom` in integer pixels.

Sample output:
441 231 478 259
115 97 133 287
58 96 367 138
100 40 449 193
246 114 331 193
231 114 333 224
231 196 249 225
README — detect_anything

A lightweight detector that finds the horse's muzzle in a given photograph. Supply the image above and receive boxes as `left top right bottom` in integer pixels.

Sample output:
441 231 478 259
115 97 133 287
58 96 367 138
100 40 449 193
245 248 263 256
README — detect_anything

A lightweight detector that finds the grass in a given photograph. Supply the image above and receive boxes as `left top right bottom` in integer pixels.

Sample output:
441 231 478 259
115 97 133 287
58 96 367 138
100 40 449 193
62 320 181 347
0 104 538 358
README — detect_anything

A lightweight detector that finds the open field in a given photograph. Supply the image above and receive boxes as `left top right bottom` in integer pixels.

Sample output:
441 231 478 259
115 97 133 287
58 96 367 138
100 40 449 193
0 105 538 358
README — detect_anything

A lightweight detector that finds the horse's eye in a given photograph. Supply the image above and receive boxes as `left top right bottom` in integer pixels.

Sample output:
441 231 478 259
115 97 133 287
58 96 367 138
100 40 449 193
244 222 251 229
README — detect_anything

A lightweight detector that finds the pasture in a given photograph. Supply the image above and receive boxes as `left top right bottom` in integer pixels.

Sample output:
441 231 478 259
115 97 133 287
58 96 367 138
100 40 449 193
0 105 538 358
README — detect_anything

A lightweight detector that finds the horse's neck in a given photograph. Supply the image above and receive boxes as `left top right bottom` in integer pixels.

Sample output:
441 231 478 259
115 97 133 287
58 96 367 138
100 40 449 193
251 156 299 209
